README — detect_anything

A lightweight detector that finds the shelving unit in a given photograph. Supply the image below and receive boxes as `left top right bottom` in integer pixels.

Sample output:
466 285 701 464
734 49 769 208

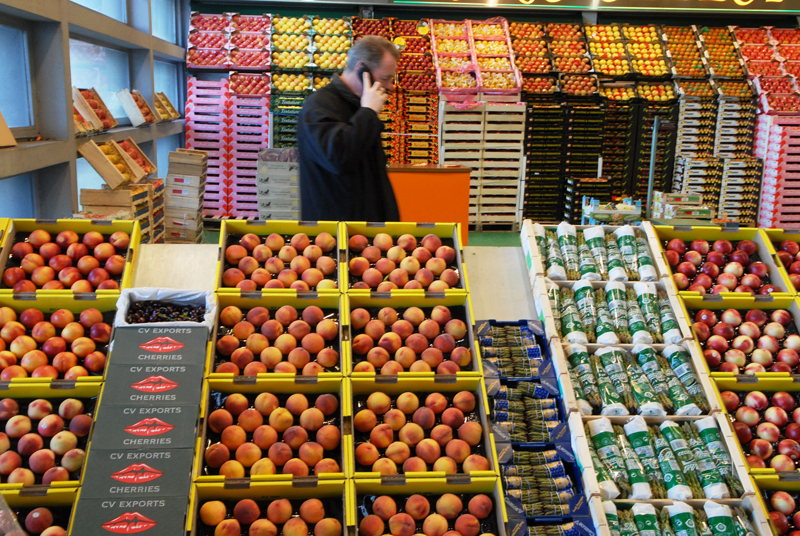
0 0 186 218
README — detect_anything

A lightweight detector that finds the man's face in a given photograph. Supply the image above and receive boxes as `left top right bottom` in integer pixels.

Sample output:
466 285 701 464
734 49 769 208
370 52 397 92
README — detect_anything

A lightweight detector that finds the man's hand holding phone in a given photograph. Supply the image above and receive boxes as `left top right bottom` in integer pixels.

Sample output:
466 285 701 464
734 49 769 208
360 70 387 113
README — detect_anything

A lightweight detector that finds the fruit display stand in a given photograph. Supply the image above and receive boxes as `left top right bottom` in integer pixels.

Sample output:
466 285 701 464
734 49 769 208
209 293 347 378
194 377 348 482
348 294 481 378
648 225 794 299
343 222 469 297
187 479 348 536
0 219 141 296
350 377 499 480
215 220 343 295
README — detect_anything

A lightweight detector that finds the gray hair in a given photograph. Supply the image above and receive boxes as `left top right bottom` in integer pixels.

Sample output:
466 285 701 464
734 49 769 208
344 36 400 72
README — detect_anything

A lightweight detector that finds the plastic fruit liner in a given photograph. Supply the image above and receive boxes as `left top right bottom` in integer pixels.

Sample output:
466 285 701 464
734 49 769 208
200 391 342 478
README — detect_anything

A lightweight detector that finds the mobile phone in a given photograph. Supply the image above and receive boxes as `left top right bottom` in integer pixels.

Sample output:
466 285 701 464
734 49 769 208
357 64 373 85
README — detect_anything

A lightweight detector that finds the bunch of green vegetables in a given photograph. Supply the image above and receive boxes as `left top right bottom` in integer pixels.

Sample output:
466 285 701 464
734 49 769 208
604 500 758 536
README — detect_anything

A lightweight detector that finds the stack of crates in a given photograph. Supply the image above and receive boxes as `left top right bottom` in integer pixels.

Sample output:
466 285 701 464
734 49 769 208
227 94 269 218
715 79 758 159
185 77 230 218
676 79 718 160
380 91 402 165
523 103 565 222
142 177 165 242
399 91 439 165
78 184 153 241
438 102 485 225
674 156 723 212
479 102 525 228
633 88 679 199
720 158 761 224
165 149 206 243
757 115 800 228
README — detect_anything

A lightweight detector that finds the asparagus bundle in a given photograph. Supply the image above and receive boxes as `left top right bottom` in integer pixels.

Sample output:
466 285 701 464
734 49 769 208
533 223 547 261
594 288 621 344
614 225 640 281
568 367 595 416
657 290 683 344
606 233 630 281
545 231 567 280
587 419 631 494
627 349 672 414
605 501 621 536
528 523 578 536
597 347 638 415
660 421 705 498
590 353 628 415
614 424 653 499
573 281 597 343
662 345 709 413
565 344 601 412
507 488 573 516
586 429 622 499
636 235 659 281
578 234 601 280
683 422 731 499
624 416 666 499
545 278 563 337
627 288 654 344
652 425 694 500
694 417 744 497
504 449 558 466
560 287 589 344
605 282 633 343
660 508 676 536
634 282 664 343
556 222 581 280
584 226 610 280
657 355 702 416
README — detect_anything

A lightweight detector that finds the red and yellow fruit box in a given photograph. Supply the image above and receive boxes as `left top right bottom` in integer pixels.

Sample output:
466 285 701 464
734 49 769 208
72 87 118 131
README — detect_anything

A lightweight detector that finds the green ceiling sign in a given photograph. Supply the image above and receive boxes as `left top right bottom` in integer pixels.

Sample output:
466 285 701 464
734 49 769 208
391 0 800 12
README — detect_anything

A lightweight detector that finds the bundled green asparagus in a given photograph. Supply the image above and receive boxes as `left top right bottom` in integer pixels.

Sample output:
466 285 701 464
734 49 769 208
560 287 589 344
578 234 601 280
545 231 567 280
606 234 631 281
556 222 581 280
584 226 610 280
614 226 640 281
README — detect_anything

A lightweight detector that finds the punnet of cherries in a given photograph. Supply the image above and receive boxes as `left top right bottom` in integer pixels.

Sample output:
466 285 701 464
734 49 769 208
664 238 780 295
125 301 206 324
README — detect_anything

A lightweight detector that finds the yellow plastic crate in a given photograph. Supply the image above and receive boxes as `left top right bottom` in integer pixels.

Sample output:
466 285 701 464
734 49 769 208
5 486 77 533
753 473 800 535
342 221 469 298
216 220 343 296
194 376 351 483
0 219 9 249
208 293 348 379
763 228 800 296
679 295 800 379
349 376 499 480
715 375 800 476
351 476 510 536
346 293 482 379
186 479 350 535
0 219 141 296
652 225 794 301
0 293 117 387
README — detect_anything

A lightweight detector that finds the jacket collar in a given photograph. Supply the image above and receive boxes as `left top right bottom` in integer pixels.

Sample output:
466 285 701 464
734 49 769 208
330 74 361 108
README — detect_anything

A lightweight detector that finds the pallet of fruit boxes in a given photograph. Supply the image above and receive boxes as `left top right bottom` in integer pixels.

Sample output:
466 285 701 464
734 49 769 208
343 222 468 297
644 224 795 300
468 19 522 99
0 219 140 296
430 20 480 100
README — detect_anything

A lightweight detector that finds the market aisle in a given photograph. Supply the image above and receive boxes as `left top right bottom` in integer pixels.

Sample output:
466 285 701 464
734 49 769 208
463 246 536 320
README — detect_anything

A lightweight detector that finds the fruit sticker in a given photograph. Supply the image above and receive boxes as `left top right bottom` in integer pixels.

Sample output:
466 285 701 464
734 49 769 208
110 463 164 484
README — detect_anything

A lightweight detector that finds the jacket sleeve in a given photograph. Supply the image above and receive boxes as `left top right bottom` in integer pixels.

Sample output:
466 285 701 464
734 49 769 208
300 100 384 175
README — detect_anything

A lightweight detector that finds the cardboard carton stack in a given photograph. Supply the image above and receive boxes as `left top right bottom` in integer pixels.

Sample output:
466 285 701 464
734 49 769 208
165 149 206 243
651 190 714 221
256 148 300 220
78 183 154 238
142 177 165 243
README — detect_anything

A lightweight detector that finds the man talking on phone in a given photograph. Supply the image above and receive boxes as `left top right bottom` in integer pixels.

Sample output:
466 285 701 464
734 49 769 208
297 36 401 222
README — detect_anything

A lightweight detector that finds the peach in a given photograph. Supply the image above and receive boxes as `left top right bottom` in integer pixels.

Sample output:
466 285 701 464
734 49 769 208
274 362 297 374
351 308 371 330
425 393 448 414
11 335 37 358
299 441 324 466
43 338 67 359
316 348 339 368
274 305 298 327
396 392 419 414
0 432 9 453
413 407 436 430
64 365 87 380
233 321 256 340
25 507 53 533
418 320 440 341
316 319 338 341
205 443 230 469
70 337 95 358
279 246 298 263
453 391 476 412
385 441 411 464
315 519 342 536
304 361 323 375
274 333 297 355
284 426 309 449
315 458 342 474
449 347 470 368
252 393 278 418
297 499 326 525
238 408 264 432
6 415 31 438
380 361 404 375
208 409 234 434
362 268 383 288
372 458 398 475
445 439 471 463
32 365 58 379
433 457 457 474
421 348 444 368
246 334 269 355
379 333 402 354
384 409 406 431
290 255 311 274
389 513 415 536
48 255 72 273
393 347 415 369
235 443 262 467
455 515 479 536
361 515 385 536
375 258 396 276
231 348 255 370
261 320 284 340
251 268 272 287
468 495 493 519
317 256 337 276
18 433 43 456
373 496 398 521
387 246 407 263
251 424 278 450
224 393 249 416
267 443 293 466
367 348 391 369
104 254 125 276
351 334 374 357
50 431 77 455
29 448 56 473
300 408 325 431
0 450 21 474
370 423 394 448
215 519 241 536
458 422 482 446
364 320 386 342
312 393 338 416
0 323 25 345
283 458 310 476
350 257 370 277
441 408 464 429
286 393 309 415
436 494 462 519
250 458 277 476
405 334 428 355
75 255 99 276
404 456 428 473
21 253 45 274
350 235 369 252
462 454 490 473
356 442 381 466
221 425 247 451
12 242 34 260
265 257 285 275
1 365 27 380
354 408 378 432
260 348 283 369
200 500 227 526
431 425 454 447
366 392 392 415
353 362 375 372
423 514 449 536
415 269 434 287
27 398 53 420
220 306 244 326
398 423 425 447
415 438 441 464
216 335 240 357
0 350 14 366
31 266 55 287
89 323 111 344
57 399 83 421
69 414 92 437
433 335 455 354
288 348 310 370
43 466 69 485
265 499 292 525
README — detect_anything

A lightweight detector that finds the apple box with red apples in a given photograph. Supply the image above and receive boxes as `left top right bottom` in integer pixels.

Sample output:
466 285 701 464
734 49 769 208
78 140 145 190
72 87 118 131
115 89 158 127
652 225 795 300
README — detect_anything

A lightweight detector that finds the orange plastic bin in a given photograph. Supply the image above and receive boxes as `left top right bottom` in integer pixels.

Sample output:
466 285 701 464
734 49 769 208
387 165 471 245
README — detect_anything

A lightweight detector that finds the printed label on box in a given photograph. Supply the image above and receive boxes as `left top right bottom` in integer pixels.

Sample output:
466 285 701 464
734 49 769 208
70 496 189 535
101 364 205 406
90 405 199 450
109 326 208 366
80 448 194 499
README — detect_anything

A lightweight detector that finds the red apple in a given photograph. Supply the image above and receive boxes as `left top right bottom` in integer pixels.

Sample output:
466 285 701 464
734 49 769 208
690 240 709 254
733 421 753 443
717 273 738 289
771 309 793 327
746 309 768 327
781 240 800 256
707 251 726 266
720 390 740 411
665 250 680 266
667 239 686 255
724 262 744 277
721 309 743 326
766 406 790 427
713 239 733 254
700 263 720 278
737 240 757 255
730 250 751 266
750 438 774 460
778 251 794 268
748 262 769 278
713 323 735 340
673 273 690 289
684 251 703 266
677 262 697 278
692 322 711 341
696 309 718 327
693 274 713 289
744 391 769 410
704 349 722 368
